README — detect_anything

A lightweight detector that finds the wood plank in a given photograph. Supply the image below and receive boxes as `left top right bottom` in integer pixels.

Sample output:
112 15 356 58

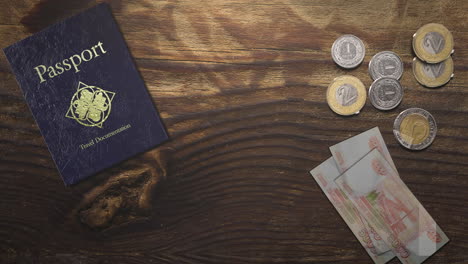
0 0 467 263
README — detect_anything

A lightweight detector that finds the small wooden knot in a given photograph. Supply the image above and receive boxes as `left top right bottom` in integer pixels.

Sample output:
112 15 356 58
75 147 173 230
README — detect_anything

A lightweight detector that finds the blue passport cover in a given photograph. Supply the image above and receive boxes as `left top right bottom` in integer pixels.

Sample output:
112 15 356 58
3 3 168 185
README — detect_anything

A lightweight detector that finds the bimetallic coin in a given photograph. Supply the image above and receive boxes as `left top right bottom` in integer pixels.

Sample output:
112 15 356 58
369 77 403 111
393 108 437 150
327 75 366 116
413 23 454 63
412 57 453 88
368 51 404 80
331 35 366 69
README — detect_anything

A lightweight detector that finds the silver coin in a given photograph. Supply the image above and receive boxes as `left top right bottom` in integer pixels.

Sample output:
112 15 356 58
423 31 445 54
393 108 437 150
368 51 403 80
335 84 358 106
369 78 403 111
422 60 446 78
331 35 365 69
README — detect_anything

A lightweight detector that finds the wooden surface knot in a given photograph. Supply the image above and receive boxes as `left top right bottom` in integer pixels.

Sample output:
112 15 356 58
76 147 172 230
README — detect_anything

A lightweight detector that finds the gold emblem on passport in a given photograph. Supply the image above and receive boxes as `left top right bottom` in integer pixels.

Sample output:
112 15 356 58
65 82 115 128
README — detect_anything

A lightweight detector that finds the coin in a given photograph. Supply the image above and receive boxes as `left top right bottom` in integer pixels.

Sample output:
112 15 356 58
331 35 365 69
326 75 366 116
412 56 453 88
369 77 403 111
413 23 454 63
393 108 437 150
368 51 403 80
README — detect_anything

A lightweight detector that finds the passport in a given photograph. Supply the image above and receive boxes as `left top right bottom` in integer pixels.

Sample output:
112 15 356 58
3 3 168 185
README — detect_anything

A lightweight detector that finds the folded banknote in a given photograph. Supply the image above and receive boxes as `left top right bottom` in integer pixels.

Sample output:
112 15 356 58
310 127 448 263
311 158 395 264
335 148 449 264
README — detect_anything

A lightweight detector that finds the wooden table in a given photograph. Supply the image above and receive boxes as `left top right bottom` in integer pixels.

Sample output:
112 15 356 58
1 0 467 263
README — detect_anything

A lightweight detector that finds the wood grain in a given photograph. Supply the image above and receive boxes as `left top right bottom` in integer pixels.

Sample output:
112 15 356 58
1 0 467 263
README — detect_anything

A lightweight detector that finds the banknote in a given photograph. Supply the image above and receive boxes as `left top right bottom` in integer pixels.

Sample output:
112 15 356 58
330 127 396 173
310 157 395 264
328 127 397 258
335 149 449 264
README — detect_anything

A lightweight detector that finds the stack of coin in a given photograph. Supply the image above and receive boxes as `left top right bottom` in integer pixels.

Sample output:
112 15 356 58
368 51 404 111
328 33 439 150
412 23 454 87
391 24 451 150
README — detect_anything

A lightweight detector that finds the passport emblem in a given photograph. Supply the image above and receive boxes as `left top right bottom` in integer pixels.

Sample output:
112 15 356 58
65 81 115 128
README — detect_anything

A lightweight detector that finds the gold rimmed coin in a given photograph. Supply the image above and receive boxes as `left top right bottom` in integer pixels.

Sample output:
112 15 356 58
326 75 366 116
393 108 437 150
413 23 453 63
412 56 453 88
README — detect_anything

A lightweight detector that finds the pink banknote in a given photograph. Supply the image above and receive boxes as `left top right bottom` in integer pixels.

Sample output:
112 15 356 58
330 127 395 173
335 149 449 264
310 157 395 264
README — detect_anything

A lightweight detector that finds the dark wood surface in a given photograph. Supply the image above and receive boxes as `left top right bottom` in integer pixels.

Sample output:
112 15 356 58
0 0 467 263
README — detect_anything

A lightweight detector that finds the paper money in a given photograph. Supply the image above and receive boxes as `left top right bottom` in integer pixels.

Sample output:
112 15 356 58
335 149 449 264
310 158 395 264
330 127 396 173
329 127 397 258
